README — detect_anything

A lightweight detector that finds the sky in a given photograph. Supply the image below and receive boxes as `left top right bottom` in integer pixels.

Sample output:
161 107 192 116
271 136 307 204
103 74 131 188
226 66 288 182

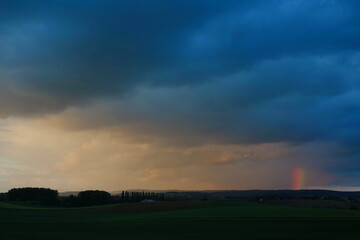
1 0 360 192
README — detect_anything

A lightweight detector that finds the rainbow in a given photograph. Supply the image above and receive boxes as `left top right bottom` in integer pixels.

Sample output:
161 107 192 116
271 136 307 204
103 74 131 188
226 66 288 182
292 167 304 190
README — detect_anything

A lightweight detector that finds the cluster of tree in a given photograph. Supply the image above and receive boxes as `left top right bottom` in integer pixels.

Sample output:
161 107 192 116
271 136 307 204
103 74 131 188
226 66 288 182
6 187 59 205
116 191 165 202
62 191 165 207
62 190 111 206
0 188 166 207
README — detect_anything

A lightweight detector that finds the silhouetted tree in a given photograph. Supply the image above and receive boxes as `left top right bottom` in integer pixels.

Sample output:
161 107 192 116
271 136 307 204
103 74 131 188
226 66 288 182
0 193 7 201
7 187 58 205
78 190 111 206
62 194 80 206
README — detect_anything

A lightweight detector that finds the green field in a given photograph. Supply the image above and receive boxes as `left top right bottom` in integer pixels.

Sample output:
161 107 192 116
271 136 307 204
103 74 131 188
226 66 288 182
1 201 360 239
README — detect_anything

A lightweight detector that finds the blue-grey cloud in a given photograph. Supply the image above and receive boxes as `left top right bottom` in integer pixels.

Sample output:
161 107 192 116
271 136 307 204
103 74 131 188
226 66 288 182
1 0 360 186
1 0 359 115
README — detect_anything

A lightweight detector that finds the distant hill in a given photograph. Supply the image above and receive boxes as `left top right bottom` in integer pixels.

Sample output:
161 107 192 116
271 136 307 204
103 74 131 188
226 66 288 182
111 189 179 195
165 189 360 198
59 189 360 198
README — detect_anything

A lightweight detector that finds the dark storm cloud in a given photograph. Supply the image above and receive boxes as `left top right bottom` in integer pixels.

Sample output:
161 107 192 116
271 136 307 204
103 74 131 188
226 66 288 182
53 53 359 146
0 0 248 116
1 0 360 174
1 0 360 189
1 0 359 116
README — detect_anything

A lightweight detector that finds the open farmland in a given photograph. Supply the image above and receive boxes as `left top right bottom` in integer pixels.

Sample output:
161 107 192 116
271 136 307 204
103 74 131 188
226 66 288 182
260 199 360 210
1 201 360 239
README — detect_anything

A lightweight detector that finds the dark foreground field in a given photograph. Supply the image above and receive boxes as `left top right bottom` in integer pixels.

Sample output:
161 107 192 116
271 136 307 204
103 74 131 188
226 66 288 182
260 199 360 210
1 200 360 240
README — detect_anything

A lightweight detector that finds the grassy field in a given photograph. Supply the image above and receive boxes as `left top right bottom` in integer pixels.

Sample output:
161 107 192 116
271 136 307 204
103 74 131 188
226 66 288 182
1 200 360 239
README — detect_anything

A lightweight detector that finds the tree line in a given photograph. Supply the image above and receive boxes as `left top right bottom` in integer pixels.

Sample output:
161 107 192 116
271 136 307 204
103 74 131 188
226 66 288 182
7 187 58 205
0 187 165 207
